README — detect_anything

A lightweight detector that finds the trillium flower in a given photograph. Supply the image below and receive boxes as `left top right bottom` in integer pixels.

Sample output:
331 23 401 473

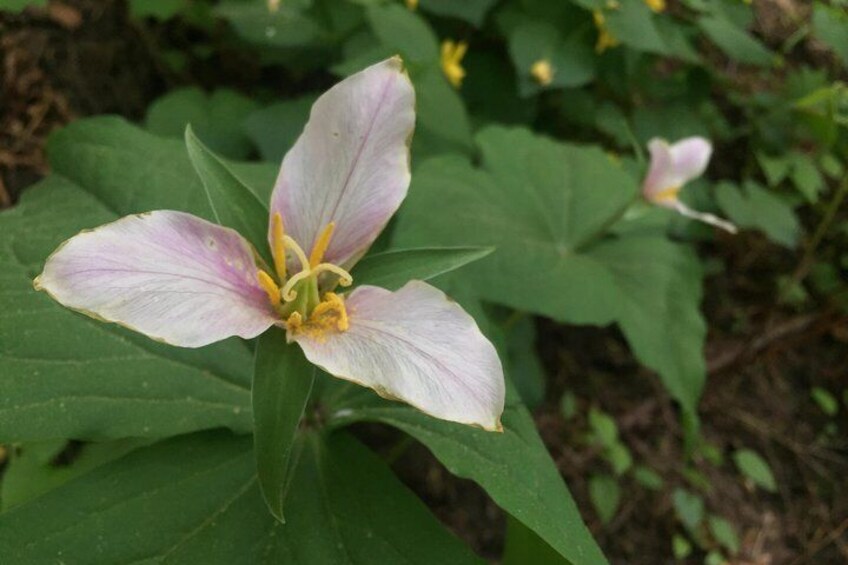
642 137 738 234
644 0 666 13
441 39 468 89
33 58 506 432
530 59 554 86
593 10 619 54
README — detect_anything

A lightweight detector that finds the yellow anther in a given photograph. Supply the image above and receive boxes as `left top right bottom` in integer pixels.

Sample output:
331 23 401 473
644 0 665 13
284 311 303 332
593 10 619 54
271 212 287 282
311 293 349 331
309 222 336 268
441 40 468 89
285 293 349 341
257 270 281 307
268 0 280 13
652 186 681 202
405 0 418 10
530 59 554 86
282 234 310 272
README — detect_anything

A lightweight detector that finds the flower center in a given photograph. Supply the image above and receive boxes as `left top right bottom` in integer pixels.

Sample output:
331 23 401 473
284 292 349 342
256 213 352 337
651 185 681 203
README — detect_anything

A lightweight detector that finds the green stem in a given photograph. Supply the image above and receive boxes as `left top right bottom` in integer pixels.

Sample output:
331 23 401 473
573 191 644 252
789 174 848 289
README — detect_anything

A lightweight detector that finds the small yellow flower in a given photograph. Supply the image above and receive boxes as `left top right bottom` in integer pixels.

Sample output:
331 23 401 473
441 40 468 89
593 10 619 54
268 0 280 13
643 0 665 13
405 0 419 10
530 59 554 86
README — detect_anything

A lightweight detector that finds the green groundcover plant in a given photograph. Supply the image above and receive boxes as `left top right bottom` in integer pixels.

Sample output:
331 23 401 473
0 55 726 564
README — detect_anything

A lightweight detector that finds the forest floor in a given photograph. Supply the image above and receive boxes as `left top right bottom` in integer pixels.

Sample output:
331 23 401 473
1 1 846 563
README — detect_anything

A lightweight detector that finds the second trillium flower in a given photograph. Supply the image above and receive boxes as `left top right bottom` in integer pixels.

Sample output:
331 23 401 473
34 58 506 431
642 137 737 234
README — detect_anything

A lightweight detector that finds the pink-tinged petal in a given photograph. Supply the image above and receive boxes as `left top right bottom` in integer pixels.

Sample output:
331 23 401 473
35 211 278 348
673 201 738 234
270 57 415 269
642 139 674 199
292 282 505 431
643 137 712 201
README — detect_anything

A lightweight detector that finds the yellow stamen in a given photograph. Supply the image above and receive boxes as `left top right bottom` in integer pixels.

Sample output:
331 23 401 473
283 235 310 272
652 186 681 202
311 293 349 331
284 311 303 332
441 40 468 89
309 222 336 268
271 212 287 282
643 0 665 13
285 292 349 341
257 270 281 307
268 0 280 13
530 59 554 86
405 0 418 10
593 10 619 54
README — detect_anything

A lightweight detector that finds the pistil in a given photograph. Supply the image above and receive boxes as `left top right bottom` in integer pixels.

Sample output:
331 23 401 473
257 217 354 336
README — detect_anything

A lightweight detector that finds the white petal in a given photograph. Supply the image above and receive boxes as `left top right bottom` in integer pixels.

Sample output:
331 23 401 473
269 57 415 269
293 282 505 431
643 137 712 200
668 137 712 184
35 211 278 348
673 201 738 234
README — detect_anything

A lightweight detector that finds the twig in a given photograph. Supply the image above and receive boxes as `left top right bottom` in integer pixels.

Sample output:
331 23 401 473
707 313 821 374
0 176 10 208
791 517 848 565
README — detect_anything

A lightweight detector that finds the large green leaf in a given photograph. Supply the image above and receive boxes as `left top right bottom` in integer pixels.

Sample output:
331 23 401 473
145 88 259 159
215 0 326 49
813 2 848 68
0 176 253 442
350 247 493 291
0 431 479 564
591 236 706 412
419 0 497 26
395 126 634 326
715 181 800 248
324 385 607 565
243 95 316 163
1 438 151 510
605 0 668 55
503 515 567 565
366 3 438 64
0 0 46 11
507 21 595 96
185 125 270 260
394 126 706 412
47 116 214 219
697 15 774 67
252 330 315 522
